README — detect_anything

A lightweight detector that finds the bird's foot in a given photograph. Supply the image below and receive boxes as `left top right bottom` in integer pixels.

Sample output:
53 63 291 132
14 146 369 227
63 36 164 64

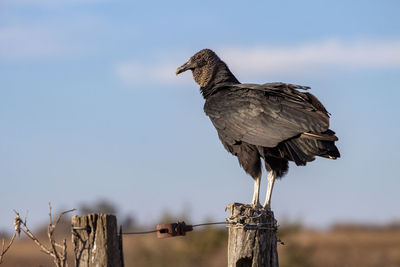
263 203 272 211
251 202 263 210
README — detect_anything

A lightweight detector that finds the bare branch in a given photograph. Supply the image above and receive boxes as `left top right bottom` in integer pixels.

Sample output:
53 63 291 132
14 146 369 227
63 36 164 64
48 203 60 266
0 232 17 264
14 215 21 237
55 209 76 227
12 206 76 267
48 202 53 229
13 210 53 256
62 239 68 267
23 210 28 225
54 243 65 249
47 203 76 267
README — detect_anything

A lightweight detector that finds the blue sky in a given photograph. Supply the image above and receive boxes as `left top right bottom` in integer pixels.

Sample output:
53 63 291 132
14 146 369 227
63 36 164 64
1 0 400 231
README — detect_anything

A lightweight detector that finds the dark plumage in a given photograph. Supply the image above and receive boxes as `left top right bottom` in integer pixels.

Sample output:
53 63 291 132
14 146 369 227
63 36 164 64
176 49 340 209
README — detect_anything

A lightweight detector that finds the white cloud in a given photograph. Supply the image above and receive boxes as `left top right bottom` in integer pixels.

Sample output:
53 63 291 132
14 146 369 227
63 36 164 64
0 16 105 60
114 39 400 86
221 39 400 78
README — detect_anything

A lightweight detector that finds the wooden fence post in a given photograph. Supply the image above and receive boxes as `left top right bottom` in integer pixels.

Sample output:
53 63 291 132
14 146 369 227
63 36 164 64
227 203 278 267
71 213 124 267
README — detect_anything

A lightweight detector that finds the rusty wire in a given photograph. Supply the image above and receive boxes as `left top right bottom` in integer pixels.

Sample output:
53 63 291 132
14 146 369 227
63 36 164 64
122 221 227 235
121 220 277 236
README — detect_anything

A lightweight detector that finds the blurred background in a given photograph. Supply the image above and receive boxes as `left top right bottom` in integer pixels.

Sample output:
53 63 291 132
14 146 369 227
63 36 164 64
1 0 400 266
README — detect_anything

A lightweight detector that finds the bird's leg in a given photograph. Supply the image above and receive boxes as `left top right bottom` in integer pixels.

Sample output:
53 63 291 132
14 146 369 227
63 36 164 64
263 170 276 210
251 175 261 207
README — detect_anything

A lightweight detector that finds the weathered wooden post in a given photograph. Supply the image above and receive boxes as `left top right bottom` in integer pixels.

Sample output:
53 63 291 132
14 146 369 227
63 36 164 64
227 203 279 267
71 213 124 267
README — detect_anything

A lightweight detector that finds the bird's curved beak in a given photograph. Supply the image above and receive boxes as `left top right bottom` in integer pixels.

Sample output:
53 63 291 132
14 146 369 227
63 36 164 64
176 60 194 75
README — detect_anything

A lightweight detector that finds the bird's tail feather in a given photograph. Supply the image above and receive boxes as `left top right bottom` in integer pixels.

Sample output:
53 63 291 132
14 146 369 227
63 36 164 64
283 130 340 166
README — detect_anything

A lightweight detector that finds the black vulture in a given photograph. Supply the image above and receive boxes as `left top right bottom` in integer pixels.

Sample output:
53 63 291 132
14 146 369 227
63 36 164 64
176 49 340 209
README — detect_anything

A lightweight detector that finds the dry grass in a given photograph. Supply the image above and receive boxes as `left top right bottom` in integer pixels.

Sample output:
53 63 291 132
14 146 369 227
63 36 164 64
1 223 400 267
123 227 227 267
278 226 400 267
1 238 69 267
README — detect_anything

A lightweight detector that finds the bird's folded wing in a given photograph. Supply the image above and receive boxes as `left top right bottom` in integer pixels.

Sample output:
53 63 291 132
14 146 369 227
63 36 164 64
204 84 330 148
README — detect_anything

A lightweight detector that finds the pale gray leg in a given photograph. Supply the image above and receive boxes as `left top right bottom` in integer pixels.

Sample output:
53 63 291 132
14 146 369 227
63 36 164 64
251 175 261 206
263 170 276 209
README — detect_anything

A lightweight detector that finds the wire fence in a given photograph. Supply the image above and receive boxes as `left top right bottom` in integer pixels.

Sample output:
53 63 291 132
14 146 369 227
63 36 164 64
69 210 279 240
120 215 278 237
122 221 227 235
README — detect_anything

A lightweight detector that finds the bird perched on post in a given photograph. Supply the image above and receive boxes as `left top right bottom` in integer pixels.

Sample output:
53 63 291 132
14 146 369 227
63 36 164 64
176 49 340 210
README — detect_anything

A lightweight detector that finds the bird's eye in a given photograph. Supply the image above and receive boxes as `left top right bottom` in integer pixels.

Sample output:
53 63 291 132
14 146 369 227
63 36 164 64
197 59 207 67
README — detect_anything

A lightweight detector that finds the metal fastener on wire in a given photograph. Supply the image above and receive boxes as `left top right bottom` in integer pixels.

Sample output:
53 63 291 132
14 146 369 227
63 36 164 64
102 219 277 238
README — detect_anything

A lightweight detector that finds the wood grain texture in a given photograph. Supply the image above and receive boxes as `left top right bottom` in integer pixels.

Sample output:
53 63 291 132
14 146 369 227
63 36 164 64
72 214 123 267
227 203 278 267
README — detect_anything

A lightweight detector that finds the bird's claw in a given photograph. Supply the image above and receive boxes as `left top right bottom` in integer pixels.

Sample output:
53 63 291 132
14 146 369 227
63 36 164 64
251 202 263 210
263 204 272 211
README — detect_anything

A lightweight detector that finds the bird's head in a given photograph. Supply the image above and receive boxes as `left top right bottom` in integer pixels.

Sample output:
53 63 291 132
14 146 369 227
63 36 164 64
176 49 221 87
